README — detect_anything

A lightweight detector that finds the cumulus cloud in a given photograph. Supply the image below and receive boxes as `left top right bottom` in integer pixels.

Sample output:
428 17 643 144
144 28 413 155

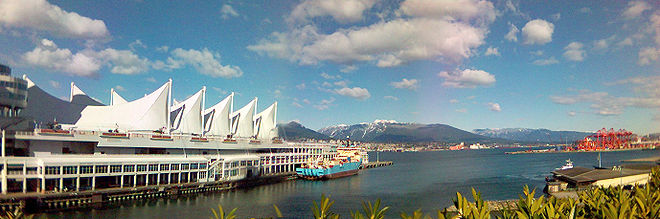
568 111 576 116
334 87 370 100
622 1 651 19
0 0 108 39
129 40 146 51
399 0 496 24
449 99 459 103
23 39 101 77
250 0 494 68
169 48 243 78
505 22 519 42
563 42 586 61
487 102 501 112
532 57 558 65
484 47 500 56
296 83 306 90
292 102 303 108
638 47 659 65
320 72 340 79
49 80 60 88
146 77 157 83
114 85 126 92
390 78 418 90
23 38 152 76
437 69 495 88
288 0 376 24
522 19 554 45
221 4 239 19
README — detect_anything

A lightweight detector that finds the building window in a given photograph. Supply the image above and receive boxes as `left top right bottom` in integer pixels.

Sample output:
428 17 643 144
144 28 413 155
170 164 179 171
240 161 247 166
199 163 207 169
46 166 60 175
110 165 122 173
80 166 93 174
124 165 134 172
148 164 158 171
160 164 169 171
95 165 108 174
190 163 198 169
63 166 77 174
137 164 147 172
181 164 189 170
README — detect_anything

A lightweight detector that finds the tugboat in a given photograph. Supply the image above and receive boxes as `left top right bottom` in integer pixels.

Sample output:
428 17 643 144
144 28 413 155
555 159 574 170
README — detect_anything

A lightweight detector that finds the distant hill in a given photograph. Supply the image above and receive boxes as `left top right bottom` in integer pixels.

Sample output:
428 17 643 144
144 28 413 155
318 120 499 143
277 121 330 141
472 128 592 143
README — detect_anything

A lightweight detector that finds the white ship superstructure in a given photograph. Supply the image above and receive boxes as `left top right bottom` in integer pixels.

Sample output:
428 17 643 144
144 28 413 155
0 75 339 195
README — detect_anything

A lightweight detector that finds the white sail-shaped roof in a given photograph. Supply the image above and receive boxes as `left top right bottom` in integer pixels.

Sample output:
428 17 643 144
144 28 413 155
169 87 205 134
203 93 233 136
70 82 102 106
254 102 277 140
74 81 171 131
110 88 128 105
230 98 256 138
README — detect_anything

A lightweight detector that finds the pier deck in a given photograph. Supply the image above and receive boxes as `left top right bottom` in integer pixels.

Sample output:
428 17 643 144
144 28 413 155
360 161 393 169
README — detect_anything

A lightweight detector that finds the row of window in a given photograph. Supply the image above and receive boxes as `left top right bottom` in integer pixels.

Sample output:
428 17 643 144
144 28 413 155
0 92 26 101
44 163 207 175
0 80 27 91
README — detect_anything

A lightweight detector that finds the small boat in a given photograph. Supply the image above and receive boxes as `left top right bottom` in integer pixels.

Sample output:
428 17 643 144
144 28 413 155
555 159 573 170
38 129 72 136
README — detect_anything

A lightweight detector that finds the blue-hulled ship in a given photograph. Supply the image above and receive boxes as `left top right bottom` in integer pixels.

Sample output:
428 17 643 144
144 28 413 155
296 147 364 180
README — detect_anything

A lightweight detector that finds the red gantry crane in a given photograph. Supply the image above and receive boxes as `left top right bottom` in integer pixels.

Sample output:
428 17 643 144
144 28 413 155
574 128 635 151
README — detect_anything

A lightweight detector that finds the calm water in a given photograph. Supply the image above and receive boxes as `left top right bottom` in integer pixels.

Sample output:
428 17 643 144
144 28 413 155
44 149 660 218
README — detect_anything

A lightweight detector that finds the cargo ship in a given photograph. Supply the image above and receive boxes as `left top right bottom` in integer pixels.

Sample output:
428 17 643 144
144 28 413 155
296 146 364 180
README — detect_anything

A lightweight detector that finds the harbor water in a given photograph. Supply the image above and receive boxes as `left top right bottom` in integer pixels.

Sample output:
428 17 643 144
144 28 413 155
44 148 660 218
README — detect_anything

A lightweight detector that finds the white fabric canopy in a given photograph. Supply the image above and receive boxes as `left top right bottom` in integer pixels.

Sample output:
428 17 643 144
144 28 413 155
254 102 277 140
110 88 128 105
69 82 102 106
204 93 233 136
74 81 171 131
170 88 205 134
230 98 256 138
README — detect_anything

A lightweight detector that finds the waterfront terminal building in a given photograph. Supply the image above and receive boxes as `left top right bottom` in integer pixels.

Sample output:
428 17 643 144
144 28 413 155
0 65 353 203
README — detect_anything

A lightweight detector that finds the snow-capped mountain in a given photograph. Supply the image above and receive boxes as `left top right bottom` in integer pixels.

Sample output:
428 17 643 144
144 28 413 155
318 120 493 143
472 128 592 143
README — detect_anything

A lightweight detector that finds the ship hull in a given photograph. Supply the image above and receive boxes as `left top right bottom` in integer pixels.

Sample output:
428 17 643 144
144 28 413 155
296 161 361 180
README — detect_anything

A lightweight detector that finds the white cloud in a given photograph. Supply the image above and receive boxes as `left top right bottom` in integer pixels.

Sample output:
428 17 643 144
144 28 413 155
314 97 335 110
334 87 370 100
638 47 659 65
530 50 544 56
505 22 519 42
593 39 609 50
333 80 348 87
437 69 495 88
340 65 357 73
146 77 157 83
580 7 591 13
320 72 340 80
617 38 633 47
156 46 169 52
23 38 151 76
114 85 126 92
652 11 660 45
292 102 303 108
23 39 101 77
455 108 468 113
296 83 306 90
487 102 501 112
522 19 554 45
250 0 495 68
484 47 500 56
303 99 311 104
532 57 558 65
384 95 399 101
563 42 585 62
211 87 228 95
129 40 146 51
399 0 496 24
288 0 376 24
96 48 150 75
49 80 60 88
221 4 239 19
449 99 459 103
169 48 243 78
622 1 651 19
0 0 108 39
568 111 576 116
551 76 660 116
390 78 418 90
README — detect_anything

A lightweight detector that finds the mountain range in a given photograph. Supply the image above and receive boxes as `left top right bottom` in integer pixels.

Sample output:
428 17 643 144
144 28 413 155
277 120 593 144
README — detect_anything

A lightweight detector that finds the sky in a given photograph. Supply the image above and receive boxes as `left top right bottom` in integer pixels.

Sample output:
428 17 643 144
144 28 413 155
0 0 659 134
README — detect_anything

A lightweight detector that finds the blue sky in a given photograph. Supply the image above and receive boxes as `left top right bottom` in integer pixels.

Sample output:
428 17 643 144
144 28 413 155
0 0 659 134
